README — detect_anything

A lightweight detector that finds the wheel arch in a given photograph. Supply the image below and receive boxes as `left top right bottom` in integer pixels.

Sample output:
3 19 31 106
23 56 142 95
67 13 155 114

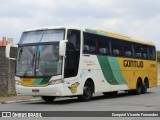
84 77 95 93
137 77 143 84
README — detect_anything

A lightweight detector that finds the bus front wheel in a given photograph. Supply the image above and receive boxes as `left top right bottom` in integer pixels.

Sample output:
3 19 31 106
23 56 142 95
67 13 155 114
78 81 93 102
41 96 56 102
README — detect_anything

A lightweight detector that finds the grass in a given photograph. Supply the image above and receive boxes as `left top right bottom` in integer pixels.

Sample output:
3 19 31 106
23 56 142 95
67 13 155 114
0 101 6 104
0 92 16 97
158 78 160 80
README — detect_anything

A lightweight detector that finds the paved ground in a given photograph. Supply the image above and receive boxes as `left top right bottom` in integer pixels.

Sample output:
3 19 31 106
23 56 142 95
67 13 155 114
0 86 160 119
0 81 159 104
0 86 160 111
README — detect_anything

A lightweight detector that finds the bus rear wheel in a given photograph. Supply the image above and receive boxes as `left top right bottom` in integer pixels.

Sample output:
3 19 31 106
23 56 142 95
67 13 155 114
78 81 93 102
134 79 142 95
142 80 149 94
41 96 56 102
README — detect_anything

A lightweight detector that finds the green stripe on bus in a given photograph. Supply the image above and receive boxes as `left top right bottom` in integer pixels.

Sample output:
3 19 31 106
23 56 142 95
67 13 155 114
97 31 107 36
85 29 97 34
97 56 126 85
85 29 107 37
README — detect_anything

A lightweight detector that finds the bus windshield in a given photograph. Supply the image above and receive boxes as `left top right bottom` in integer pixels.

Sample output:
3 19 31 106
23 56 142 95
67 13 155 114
19 29 65 44
16 43 62 77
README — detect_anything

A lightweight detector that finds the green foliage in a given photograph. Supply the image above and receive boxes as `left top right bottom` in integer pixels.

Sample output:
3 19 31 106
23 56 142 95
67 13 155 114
157 51 160 62
0 101 6 104
0 92 16 97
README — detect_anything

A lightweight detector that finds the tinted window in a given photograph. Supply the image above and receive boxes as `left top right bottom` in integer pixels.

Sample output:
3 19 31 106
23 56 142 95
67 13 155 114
67 30 80 51
83 32 97 54
111 39 133 57
134 44 148 59
64 29 81 78
148 46 156 60
97 36 110 55
123 42 133 58
83 32 155 60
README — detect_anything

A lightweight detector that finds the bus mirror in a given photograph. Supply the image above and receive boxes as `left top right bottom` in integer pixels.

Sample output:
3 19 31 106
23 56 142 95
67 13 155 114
5 44 18 60
59 40 68 57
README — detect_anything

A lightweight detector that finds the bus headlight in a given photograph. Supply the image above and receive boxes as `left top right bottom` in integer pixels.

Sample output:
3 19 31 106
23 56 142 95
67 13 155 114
15 80 22 85
48 80 63 85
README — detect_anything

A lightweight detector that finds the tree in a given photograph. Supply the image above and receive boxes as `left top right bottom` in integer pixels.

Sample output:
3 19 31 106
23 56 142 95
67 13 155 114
157 51 160 62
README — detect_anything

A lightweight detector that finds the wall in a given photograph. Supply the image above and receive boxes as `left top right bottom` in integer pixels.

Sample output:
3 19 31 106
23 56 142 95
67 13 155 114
0 47 16 93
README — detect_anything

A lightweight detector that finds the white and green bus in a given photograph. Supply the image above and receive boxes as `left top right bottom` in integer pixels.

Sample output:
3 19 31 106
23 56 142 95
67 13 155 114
6 26 157 102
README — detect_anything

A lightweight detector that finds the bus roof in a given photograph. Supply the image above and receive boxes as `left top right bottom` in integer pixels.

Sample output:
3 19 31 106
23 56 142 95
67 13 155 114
24 26 82 32
24 26 155 46
85 28 155 46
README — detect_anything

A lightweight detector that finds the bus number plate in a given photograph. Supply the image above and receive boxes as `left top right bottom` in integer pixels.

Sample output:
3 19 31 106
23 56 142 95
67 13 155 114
32 89 39 93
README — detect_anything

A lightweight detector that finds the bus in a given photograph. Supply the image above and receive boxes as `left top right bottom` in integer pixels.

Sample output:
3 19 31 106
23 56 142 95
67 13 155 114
6 26 158 102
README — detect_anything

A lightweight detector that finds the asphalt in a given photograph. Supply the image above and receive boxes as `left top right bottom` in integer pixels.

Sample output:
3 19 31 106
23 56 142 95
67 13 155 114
0 81 160 104
0 85 160 119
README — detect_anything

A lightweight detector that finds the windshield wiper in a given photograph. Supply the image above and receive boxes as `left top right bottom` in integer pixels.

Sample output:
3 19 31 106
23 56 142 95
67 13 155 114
18 47 23 61
32 52 35 69
37 51 41 67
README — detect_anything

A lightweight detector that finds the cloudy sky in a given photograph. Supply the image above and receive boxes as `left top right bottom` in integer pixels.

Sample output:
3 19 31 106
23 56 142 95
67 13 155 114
0 0 160 49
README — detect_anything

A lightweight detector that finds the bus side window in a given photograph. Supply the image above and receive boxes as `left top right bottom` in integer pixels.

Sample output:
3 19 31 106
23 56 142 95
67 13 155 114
148 47 156 60
97 36 110 55
123 42 133 58
83 32 96 54
113 49 119 56
134 44 149 59
124 51 132 57
135 53 142 58
141 46 148 59
111 38 125 57
99 48 109 55
83 45 89 52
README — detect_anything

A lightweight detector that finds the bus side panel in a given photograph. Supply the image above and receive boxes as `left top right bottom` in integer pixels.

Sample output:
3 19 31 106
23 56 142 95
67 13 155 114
149 61 158 88
81 55 111 93
97 56 129 91
118 58 157 90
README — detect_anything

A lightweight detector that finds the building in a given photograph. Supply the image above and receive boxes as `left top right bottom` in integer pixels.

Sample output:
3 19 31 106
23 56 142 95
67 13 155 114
0 37 13 46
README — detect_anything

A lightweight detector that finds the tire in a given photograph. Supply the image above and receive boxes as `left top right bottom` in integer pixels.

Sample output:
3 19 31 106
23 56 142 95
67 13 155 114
142 80 148 94
41 96 56 102
78 81 93 102
134 80 142 95
103 91 118 97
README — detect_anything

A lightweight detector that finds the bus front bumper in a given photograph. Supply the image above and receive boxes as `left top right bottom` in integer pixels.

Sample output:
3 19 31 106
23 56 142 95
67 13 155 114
16 84 65 96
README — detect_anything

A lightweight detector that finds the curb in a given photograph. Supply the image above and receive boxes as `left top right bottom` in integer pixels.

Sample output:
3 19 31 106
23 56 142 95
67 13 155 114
1 98 41 104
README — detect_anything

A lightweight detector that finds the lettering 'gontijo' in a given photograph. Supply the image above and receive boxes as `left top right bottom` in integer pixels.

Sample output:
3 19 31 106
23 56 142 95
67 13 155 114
123 60 143 68
6 26 158 102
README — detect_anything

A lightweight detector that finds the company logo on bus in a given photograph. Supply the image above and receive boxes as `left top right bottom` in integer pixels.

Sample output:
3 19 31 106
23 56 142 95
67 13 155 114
123 60 143 68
